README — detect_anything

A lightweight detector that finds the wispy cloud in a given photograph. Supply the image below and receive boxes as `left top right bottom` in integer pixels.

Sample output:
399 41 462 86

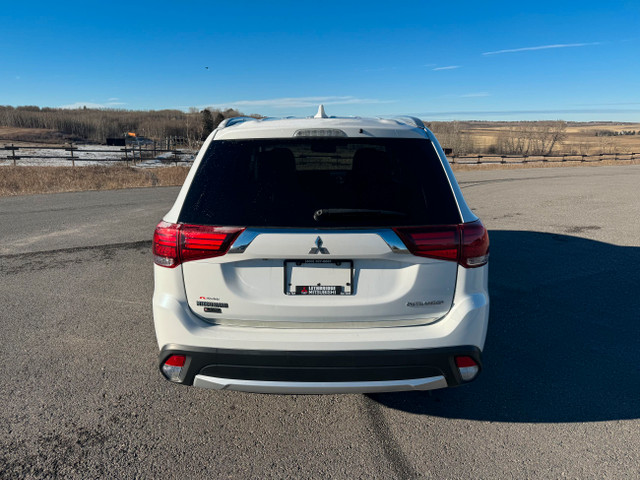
459 92 490 98
412 107 640 117
432 65 461 71
206 96 394 109
483 42 601 56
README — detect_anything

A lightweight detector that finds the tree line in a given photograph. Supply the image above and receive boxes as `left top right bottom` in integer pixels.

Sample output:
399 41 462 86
0 106 252 146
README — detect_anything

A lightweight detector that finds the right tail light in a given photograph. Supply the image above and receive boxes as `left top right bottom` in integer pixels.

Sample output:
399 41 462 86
394 220 489 268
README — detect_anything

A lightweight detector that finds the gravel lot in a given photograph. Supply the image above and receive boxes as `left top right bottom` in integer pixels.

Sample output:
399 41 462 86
1 165 638 479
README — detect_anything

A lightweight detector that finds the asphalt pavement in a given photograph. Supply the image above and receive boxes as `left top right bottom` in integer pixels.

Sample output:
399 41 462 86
1 165 639 478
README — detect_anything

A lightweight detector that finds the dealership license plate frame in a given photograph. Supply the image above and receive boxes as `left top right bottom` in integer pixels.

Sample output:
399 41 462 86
285 259 353 296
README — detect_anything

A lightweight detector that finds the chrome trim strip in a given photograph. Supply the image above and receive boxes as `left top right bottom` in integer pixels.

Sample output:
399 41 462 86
200 316 441 329
228 228 410 255
228 230 261 253
376 230 410 254
193 374 448 394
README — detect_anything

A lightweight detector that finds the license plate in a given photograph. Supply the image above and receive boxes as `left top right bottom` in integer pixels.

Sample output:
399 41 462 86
285 260 353 295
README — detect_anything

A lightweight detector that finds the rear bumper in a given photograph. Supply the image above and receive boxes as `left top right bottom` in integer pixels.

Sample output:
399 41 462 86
159 345 482 394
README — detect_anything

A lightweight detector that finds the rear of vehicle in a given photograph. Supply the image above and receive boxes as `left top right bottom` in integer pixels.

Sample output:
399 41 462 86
153 116 489 394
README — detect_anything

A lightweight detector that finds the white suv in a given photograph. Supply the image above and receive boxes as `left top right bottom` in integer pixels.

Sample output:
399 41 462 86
152 107 489 394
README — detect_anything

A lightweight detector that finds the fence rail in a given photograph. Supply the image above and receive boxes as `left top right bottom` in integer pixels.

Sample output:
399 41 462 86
3 144 639 167
449 152 639 165
2 143 194 167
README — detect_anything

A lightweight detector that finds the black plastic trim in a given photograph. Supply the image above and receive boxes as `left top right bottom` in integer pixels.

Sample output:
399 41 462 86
158 345 482 387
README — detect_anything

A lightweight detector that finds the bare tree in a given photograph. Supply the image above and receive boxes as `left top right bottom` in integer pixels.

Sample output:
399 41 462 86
493 121 567 155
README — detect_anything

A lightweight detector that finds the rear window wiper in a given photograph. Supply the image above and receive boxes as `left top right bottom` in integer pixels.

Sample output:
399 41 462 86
313 209 408 222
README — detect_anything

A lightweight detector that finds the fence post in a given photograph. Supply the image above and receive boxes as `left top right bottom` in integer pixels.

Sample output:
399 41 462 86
501 156 506 164
70 142 75 167
11 144 16 166
476 155 482 165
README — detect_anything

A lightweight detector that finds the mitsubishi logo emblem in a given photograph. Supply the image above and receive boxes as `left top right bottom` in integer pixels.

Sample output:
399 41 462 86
309 236 329 254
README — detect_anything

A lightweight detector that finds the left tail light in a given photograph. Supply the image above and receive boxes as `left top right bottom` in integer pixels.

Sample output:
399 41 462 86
153 222 245 268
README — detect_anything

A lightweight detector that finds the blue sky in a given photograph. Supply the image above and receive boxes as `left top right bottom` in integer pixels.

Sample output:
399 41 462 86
1 1 639 121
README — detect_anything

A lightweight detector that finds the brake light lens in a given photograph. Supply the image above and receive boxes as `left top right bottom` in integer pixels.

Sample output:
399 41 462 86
394 220 489 268
180 225 244 263
153 222 244 268
460 221 490 268
153 221 179 267
393 226 459 262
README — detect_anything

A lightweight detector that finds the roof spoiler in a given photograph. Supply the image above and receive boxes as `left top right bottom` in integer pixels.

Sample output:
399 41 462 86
391 116 426 129
217 117 260 129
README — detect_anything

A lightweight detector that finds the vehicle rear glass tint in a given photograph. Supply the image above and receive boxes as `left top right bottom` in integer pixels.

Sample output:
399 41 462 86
179 138 461 227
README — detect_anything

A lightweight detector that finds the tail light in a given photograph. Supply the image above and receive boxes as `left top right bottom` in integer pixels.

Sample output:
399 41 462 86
455 356 480 381
153 222 244 268
394 220 489 268
161 354 186 382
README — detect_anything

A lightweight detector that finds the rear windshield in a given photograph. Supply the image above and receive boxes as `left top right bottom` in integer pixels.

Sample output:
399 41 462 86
179 138 461 227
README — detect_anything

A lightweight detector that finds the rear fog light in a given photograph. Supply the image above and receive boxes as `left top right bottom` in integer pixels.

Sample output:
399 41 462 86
162 355 186 382
455 356 479 382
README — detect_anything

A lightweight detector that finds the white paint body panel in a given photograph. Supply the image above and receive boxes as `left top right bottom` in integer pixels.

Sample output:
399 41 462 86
153 262 488 351
181 230 458 327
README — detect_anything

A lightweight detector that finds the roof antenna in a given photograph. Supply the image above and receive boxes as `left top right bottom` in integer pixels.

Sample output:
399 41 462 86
314 104 328 118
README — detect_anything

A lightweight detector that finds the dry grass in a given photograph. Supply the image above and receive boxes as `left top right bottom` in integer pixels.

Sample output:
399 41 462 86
455 121 640 155
0 166 190 196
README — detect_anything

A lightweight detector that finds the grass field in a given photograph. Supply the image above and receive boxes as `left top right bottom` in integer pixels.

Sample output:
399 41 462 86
0 166 190 196
450 121 640 154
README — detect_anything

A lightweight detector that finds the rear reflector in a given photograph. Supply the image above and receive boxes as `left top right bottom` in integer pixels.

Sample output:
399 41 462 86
164 355 186 367
162 355 186 382
394 220 489 268
153 222 245 268
455 356 479 382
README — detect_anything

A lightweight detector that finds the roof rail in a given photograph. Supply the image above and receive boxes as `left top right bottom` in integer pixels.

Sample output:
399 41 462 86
217 116 260 129
392 116 426 129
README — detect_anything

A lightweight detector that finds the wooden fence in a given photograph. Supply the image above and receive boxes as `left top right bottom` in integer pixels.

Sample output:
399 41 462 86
2 143 194 166
3 143 639 167
449 152 639 165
